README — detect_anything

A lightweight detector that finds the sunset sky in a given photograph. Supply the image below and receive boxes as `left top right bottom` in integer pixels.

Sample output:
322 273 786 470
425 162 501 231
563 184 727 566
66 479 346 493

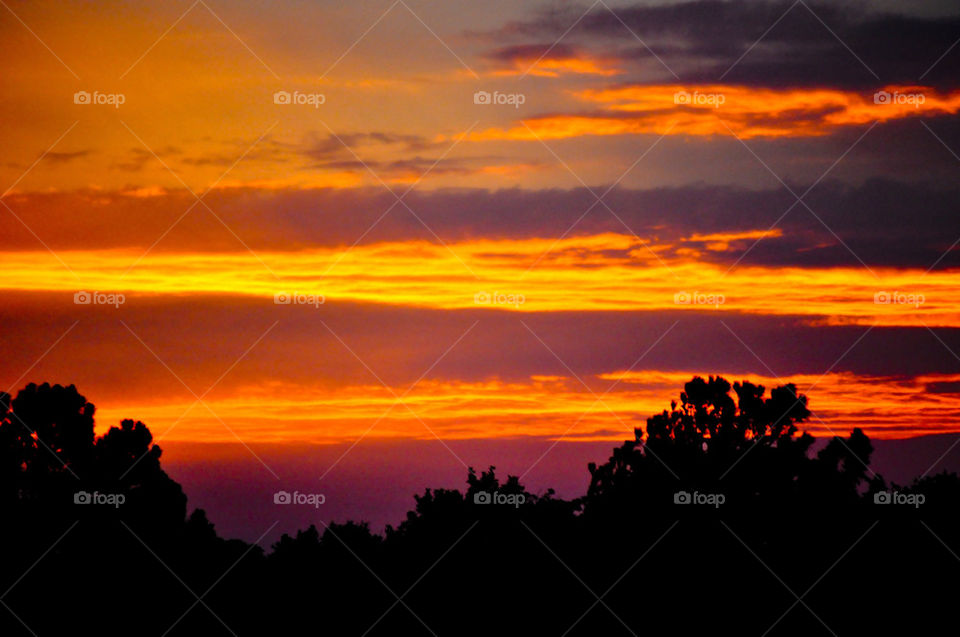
3 0 960 485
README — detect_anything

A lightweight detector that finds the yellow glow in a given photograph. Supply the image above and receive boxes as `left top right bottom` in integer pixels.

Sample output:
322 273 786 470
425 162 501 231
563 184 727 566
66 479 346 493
2 233 957 326
93 371 960 443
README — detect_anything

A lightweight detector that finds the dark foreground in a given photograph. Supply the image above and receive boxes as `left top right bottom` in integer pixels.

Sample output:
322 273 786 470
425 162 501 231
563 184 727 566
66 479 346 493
2 378 958 635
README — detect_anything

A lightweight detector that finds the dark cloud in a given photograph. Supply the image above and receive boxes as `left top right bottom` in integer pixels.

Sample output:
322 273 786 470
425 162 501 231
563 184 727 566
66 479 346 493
2 178 958 269
297 132 529 180
302 132 436 163
483 42 584 64
45 150 93 164
478 1 960 89
2 292 959 396
305 154 533 179
926 380 960 395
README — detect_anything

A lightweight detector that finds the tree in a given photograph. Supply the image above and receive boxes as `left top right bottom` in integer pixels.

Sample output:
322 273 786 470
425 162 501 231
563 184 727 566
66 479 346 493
3 377 960 636
584 375 873 513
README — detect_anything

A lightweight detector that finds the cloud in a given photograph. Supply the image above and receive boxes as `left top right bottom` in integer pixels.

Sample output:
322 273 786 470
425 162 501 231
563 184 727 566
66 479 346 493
468 84 960 140
301 132 435 162
180 141 290 167
8 230 960 327
481 43 621 76
4 292 960 443
1 179 958 269
477 1 960 90
926 380 960 395
296 132 539 183
44 150 93 164
112 146 182 173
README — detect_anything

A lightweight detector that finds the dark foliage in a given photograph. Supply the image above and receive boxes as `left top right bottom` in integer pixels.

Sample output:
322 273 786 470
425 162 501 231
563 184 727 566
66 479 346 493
0 378 957 635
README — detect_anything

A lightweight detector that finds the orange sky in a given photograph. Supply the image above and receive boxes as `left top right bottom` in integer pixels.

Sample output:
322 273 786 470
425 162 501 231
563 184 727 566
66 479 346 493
0 236 955 326
92 370 960 444
3 0 960 450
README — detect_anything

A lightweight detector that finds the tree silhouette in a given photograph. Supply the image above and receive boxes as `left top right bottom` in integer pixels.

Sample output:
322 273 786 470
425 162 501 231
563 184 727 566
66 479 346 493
1 377 958 635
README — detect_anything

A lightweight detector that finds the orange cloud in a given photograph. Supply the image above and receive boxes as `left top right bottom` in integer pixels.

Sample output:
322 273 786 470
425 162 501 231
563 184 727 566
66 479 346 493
93 370 960 444
1 233 958 327
469 84 960 140
491 56 621 78
683 229 784 252
482 44 621 77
